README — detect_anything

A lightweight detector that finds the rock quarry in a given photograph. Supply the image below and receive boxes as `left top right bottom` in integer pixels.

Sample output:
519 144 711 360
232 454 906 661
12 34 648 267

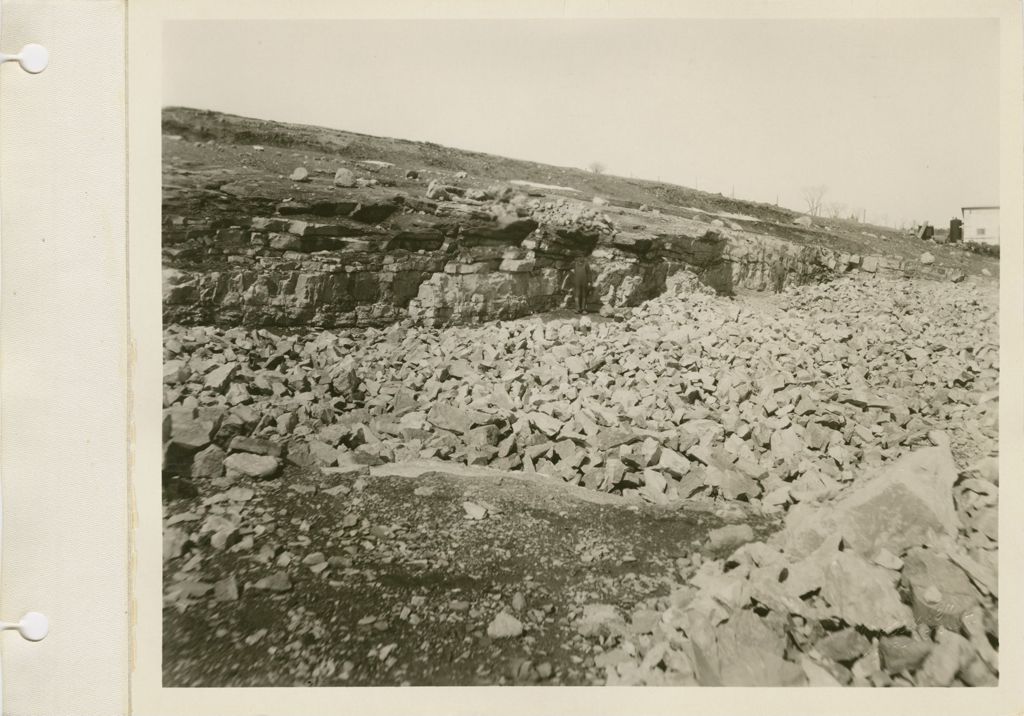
161 108 999 687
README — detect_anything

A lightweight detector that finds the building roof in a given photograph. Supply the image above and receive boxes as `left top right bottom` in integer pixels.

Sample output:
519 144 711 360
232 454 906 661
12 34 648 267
961 205 999 212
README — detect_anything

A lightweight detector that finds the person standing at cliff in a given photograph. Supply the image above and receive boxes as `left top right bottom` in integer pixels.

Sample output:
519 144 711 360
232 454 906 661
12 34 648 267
572 255 592 314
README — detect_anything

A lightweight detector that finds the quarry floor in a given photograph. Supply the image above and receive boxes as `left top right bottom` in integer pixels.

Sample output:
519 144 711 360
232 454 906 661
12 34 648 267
163 463 777 687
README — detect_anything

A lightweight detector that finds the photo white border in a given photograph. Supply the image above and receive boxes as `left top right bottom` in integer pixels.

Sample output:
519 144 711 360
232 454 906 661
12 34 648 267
129 1 1024 714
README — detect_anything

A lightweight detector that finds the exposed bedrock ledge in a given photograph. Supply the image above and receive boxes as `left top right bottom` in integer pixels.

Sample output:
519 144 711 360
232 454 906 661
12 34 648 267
162 188 964 329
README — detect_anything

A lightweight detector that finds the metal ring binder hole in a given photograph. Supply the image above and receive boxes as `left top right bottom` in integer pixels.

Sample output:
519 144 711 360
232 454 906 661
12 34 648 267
0 43 48 73
0 612 48 642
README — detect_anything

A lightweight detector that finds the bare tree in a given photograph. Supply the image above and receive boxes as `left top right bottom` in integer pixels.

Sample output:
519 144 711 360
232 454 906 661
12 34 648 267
587 161 606 175
826 202 847 219
801 185 828 217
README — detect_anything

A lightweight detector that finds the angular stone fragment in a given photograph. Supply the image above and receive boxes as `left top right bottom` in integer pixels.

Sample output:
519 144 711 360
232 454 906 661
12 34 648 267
901 548 980 630
191 444 226 479
487 610 523 639
462 501 487 520
214 575 240 602
427 403 490 434
770 427 805 462
705 463 759 500
163 527 188 562
815 628 871 663
657 446 691 477
820 552 914 632
168 409 215 453
691 610 805 686
254 571 292 592
307 440 339 466
466 424 500 447
527 411 563 438
641 468 668 494
706 524 755 552
782 447 961 559
879 635 933 674
224 453 281 480
333 168 356 187
204 362 238 392
163 359 189 385
577 604 625 638
228 435 283 457
917 628 974 686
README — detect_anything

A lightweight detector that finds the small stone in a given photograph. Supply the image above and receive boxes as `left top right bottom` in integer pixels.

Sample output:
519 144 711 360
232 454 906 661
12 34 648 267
917 629 974 686
225 486 255 502
577 604 625 638
191 444 226 479
163 527 188 562
879 635 933 673
820 551 914 632
815 628 871 663
228 436 283 457
462 501 487 520
872 548 903 571
290 167 310 182
204 362 237 392
333 168 356 187
706 524 755 552
214 575 239 602
307 440 339 466
511 591 526 612
254 571 292 592
163 360 189 385
902 547 980 630
487 611 524 639
224 453 281 480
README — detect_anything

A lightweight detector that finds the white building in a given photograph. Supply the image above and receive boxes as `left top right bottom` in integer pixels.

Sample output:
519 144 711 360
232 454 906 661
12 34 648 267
962 206 999 245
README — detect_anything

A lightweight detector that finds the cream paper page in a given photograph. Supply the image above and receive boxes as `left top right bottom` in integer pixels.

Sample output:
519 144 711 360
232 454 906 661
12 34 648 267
0 1 128 714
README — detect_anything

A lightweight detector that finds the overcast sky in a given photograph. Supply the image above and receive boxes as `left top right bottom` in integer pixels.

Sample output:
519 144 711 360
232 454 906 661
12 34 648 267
164 19 999 227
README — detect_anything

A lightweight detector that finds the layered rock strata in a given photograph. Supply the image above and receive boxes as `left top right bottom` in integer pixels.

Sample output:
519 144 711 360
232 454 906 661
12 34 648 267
163 165 964 329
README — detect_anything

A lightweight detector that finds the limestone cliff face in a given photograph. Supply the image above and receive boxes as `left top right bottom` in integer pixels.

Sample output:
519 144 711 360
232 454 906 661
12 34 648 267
162 152 962 329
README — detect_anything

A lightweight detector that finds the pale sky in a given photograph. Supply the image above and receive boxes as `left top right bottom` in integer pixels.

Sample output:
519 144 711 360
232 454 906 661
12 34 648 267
164 19 999 228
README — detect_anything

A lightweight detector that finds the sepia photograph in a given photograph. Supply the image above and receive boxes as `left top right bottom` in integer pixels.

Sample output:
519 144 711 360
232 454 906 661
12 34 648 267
158 16 1000 689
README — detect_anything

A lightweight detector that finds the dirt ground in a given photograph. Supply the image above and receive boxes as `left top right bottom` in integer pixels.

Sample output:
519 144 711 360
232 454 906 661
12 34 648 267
163 463 774 686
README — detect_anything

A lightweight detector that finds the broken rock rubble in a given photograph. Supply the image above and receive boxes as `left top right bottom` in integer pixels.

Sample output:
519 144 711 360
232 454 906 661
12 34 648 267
570 445 998 686
161 273 998 687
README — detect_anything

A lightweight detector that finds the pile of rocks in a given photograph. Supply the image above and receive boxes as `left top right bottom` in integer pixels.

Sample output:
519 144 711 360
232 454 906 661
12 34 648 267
572 444 997 686
162 272 997 686
165 273 996 504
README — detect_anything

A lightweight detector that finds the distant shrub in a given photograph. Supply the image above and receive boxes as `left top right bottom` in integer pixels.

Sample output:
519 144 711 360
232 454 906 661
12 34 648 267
961 241 1000 258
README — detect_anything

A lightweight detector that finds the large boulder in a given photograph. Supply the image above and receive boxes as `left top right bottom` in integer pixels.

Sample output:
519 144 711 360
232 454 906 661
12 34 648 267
781 447 960 559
